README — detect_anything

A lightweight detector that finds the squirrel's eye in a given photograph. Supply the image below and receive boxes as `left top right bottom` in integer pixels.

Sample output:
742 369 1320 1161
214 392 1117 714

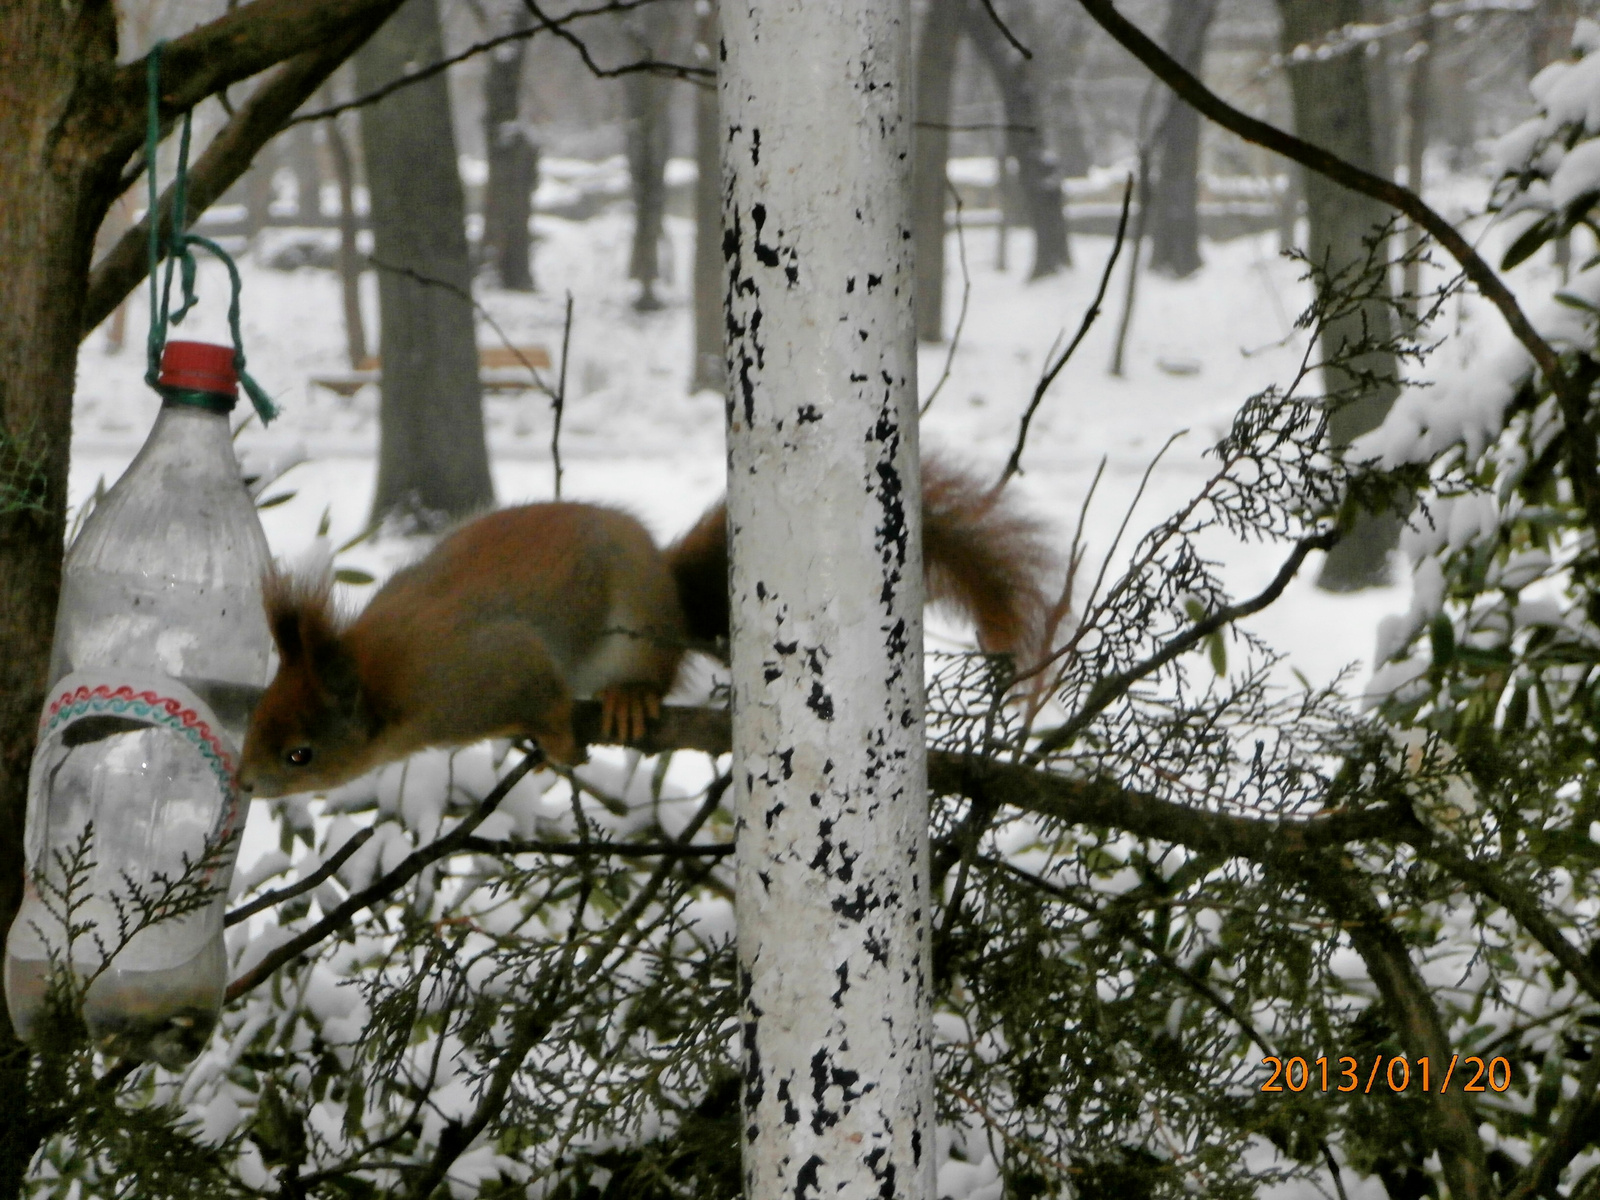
285 746 314 768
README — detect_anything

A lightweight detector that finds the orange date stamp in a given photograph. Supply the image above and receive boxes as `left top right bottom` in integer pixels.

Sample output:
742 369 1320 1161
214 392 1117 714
1260 1055 1512 1094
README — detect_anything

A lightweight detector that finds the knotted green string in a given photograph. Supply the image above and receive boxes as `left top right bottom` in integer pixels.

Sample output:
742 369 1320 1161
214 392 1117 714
144 42 279 424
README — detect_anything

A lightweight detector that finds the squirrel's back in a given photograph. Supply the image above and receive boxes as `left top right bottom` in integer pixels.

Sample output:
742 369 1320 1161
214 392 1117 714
666 455 1058 668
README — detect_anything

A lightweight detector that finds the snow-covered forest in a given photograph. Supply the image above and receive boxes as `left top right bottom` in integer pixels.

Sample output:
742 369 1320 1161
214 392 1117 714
10 0 1600 1197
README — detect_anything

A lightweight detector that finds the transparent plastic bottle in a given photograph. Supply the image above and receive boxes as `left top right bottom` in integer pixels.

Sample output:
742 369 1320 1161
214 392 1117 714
4 341 273 1067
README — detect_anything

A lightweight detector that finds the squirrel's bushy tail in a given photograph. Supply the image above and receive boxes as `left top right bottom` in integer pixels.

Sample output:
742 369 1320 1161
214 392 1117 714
921 456 1058 669
666 456 1059 668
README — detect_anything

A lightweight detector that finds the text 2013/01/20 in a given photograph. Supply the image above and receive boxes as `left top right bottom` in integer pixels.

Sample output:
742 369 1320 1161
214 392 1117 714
1260 1055 1512 1094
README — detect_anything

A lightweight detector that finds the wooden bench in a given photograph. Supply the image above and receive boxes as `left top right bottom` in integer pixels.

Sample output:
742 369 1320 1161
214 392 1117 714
310 345 552 398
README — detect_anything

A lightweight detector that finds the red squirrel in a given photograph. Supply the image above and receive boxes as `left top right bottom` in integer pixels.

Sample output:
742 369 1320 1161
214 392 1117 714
237 458 1057 797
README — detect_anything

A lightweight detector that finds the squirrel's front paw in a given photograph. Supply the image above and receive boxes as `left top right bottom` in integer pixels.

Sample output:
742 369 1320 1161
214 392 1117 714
599 686 662 744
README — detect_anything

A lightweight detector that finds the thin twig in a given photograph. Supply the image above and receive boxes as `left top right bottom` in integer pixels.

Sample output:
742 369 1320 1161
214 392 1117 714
367 255 555 397
460 836 732 858
520 0 711 81
975 0 1032 59
290 0 693 127
1108 149 1151 378
553 291 573 499
996 176 1133 487
224 750 542 1001
914 121 1037 133
1069 430 1184 646
1028 528 1339 758
921 182 972 417
224 826 375 927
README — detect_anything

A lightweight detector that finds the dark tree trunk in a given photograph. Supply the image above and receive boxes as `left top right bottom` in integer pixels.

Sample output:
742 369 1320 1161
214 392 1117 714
0 9 125 1193
624 4 677 312
959 0 1070 277
356 0 493 529
1278 0 1403 590
481 9 537 292
1147 0 1217 279
326 111 369 368
912 0 961 342
690 2 724 392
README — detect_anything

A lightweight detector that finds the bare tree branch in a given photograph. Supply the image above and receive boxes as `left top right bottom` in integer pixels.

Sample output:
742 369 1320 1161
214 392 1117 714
997 177 1132 487
974 0 1032 59
1308 861 1495 1200
520 0 711 81
1068 0 1600 539
284 0 679 128
224 826 375 927
1029 530 1340 758
99 0 410 164
82 22 383 338
225 750 543 1001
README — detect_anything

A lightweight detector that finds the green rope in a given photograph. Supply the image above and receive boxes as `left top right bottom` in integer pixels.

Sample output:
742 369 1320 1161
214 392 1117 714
144 42 279 424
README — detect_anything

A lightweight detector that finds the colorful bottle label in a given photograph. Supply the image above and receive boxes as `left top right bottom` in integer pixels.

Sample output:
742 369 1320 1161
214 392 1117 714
35 669 245 867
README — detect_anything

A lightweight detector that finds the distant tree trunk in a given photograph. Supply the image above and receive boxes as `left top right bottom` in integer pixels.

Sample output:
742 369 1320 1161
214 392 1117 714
1277 161 1302 254
287 123 321 219
1400 5 1435 327
242 134 281 238
1433 21 1478 170
1278 0 1403 590
481 7 537 292
356 0 493 528
1147 0 1218 279
690 1 723 392
959 0 1069 277
93 193 136 353
1053 19 1092 179
325 110 369 369
913 0 960 342
1364 0 1400 181
1529 0 1580 76
722 0 934 1195
996 140 1012 271
624 4 677 312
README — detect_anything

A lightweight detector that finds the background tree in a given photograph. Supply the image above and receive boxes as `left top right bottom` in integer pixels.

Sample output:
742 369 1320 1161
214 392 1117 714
1146 0 1217 279
690 0 723 392
958 0 1070 278
912 0 961 343
623 1 681 312
356 0 495 528
481 3 540 292
1276 0 1403 591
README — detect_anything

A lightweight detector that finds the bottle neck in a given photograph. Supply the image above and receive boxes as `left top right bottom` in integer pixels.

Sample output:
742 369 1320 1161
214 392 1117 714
159 386 237 416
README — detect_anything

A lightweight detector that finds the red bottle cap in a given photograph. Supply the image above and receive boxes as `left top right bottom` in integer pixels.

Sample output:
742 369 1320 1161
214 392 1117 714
158 341 238 398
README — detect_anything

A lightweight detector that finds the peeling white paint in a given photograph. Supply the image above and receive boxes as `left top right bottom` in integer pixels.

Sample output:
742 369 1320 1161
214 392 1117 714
722 2 934 1199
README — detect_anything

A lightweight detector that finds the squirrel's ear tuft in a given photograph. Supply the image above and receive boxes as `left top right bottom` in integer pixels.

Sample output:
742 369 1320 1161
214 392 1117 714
301 609 364 716
262 567 337 667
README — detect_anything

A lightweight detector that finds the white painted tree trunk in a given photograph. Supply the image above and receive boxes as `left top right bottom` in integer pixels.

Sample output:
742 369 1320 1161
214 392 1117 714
721 3 934 1200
